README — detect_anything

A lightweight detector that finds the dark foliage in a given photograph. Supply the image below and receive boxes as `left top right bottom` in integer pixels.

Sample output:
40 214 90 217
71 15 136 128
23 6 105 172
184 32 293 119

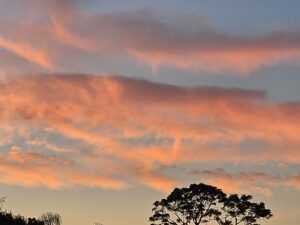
40 212 61 225
216 194 273 225
0 212 44 225
150 183 226 225
0 196 44 225
149 183 273 225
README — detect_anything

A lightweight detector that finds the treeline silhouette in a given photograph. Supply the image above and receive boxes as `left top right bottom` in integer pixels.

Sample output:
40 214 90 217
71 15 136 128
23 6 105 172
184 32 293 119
0 197 61 225
0 183 273 225
0 211 44 225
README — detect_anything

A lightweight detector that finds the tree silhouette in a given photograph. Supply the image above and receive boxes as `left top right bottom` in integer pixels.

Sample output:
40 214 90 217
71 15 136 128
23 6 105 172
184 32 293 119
94 222 103 225
0 196 5 212
215 194 272 225
149 183 272 225
0 211 44 225
40 212 61 225
149 183 226 225
0 196 44 225
27 217 44 225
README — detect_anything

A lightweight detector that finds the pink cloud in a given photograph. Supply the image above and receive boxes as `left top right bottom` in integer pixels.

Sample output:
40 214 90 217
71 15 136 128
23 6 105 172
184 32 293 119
190 168 300 195
0 35 54 69
190 168 282 196
0 1 299 195
0 74 299 192
2 1 300 74
0 147 126 189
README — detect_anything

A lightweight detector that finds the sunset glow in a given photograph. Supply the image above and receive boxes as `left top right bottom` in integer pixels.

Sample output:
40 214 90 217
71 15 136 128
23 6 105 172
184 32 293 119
0 1 299 225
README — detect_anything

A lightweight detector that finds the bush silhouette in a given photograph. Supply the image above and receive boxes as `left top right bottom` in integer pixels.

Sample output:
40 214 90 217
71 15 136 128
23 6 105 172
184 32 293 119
0 211 44 225
0 196 44 225
40 212 61 225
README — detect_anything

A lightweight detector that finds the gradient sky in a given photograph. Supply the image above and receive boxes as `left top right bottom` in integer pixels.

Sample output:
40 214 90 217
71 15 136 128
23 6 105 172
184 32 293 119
0 1 300 225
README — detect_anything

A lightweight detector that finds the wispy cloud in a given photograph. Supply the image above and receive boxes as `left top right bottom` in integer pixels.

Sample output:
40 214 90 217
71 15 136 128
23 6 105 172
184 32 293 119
27 138 76 153
190 168 281 196
1 0 300 74
0 147 126 189
0 35 54 69
190 168 300 196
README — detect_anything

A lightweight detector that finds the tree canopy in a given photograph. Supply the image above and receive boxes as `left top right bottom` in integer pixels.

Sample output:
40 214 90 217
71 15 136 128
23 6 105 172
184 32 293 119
216 194 272 225
149 183 272 225
40 212 61 225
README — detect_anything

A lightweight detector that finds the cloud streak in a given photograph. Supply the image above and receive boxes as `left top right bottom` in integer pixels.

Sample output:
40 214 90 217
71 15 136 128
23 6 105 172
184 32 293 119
0 147 126 189
190 168 300 196
0 35 54 69
1 1 300 74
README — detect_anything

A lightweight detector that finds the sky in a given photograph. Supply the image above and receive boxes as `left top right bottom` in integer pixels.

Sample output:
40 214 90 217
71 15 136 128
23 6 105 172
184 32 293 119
0 0 300 225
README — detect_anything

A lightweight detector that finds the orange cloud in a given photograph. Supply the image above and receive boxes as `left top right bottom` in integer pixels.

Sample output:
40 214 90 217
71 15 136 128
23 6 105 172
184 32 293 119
1 0 300 195
132 168 178 193
129 47 300 73
2 2 300 74
0 147 126 189
190 168 282 196
0 35 54 69
190 168 300 196
27 138 76 153
55 9 300 73
286 175 300 191
0 74 299 191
